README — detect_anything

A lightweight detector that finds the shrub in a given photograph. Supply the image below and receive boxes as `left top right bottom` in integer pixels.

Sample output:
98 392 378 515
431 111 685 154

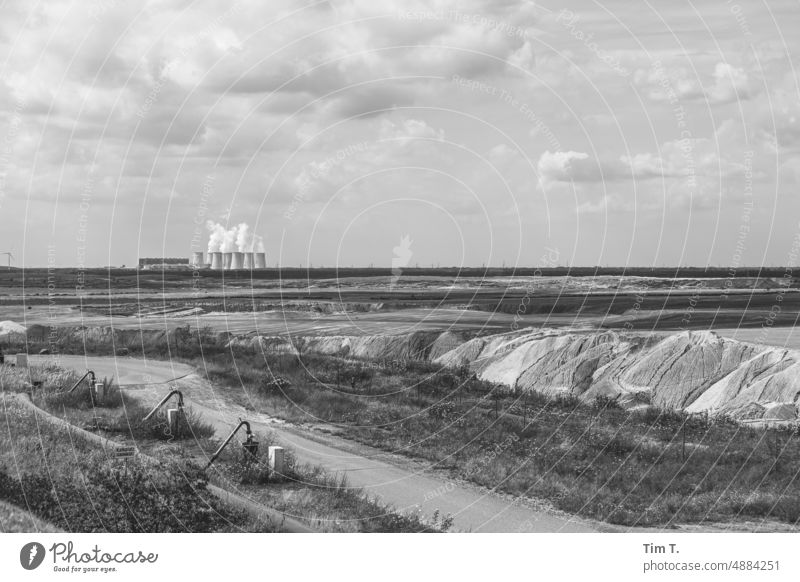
36 375 123 411
591 395 622 411
108 400 215 441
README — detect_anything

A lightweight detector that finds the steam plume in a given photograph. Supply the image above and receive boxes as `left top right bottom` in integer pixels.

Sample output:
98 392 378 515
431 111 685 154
206 221 264 253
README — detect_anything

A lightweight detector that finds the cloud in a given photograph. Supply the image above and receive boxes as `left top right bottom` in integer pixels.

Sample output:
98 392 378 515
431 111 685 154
635 61 756 104
537 150 592 186
707 62 754 103
379 118 445 141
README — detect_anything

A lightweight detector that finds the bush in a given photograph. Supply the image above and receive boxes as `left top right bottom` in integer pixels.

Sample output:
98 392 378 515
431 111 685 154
36 375 123 411
210 430 297 485
108 400 215 441
591 395 622 411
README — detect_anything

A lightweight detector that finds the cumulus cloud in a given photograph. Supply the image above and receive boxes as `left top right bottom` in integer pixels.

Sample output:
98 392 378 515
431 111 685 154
707 62 754 103
635 61 755 104
538 150 589 185
538 137 747 200
379 118 445 141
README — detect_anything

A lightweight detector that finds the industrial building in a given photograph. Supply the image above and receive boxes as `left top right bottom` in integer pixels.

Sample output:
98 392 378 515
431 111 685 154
138 257 190 270
139 252 267 270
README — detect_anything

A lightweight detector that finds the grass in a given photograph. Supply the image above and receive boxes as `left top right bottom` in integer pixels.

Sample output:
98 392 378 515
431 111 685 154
1 360 445 532
3 364 218 443
13 332 800 528
0 499 62 533
204 428 451 532
0 394 272 532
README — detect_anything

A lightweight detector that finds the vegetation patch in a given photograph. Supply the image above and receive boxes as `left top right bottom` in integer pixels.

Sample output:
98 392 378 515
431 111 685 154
206 429 451 532
0 397 269 532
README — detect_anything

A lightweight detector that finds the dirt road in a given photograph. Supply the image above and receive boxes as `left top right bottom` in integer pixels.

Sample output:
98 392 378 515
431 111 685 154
36 354 597 533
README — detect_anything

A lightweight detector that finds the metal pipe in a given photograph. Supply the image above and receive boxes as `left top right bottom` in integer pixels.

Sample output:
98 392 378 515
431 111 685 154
66 370 95 393
142 390 184 422
204 420 255 470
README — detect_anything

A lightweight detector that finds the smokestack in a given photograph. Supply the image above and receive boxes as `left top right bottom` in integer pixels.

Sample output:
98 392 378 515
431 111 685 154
210 252 223 270
223 252 233 270
191 252 205 268
243 252 255 270
231 252 244 270
254 252 267 269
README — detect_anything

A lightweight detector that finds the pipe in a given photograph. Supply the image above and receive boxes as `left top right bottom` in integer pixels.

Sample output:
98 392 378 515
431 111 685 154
66 370 95 393
204 420 256 470
142 390 184 422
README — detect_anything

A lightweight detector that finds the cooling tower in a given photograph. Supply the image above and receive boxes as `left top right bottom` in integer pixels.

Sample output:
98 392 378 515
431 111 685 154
223 252 233 270
191 252 205 267
243 252 255 270
231 252 244 270
254 252 267 269
210 252 223 270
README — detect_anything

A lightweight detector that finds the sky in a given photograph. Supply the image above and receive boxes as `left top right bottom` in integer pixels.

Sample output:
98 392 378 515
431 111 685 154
1 0 799 268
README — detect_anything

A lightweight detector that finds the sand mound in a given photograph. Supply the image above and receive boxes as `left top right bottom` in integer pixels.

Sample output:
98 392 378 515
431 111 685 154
211 325 800 422
0 321 26 336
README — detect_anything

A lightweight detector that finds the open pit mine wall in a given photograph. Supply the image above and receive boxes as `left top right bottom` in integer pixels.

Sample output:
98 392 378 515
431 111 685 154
19 323 800 422
227 328 800 422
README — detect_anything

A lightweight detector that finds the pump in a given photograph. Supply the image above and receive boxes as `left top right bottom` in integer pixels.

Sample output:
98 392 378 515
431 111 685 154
204 419 259 470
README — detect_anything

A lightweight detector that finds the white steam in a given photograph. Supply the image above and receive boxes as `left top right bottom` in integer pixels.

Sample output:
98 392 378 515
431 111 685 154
206 221 265 253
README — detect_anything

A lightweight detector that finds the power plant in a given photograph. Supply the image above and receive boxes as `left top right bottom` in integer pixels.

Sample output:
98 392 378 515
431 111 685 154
139 221 267 271
138 251 267 271
198 250 267 271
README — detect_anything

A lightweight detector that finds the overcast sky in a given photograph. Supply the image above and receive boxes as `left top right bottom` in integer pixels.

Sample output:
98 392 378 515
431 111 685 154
1 0 799 268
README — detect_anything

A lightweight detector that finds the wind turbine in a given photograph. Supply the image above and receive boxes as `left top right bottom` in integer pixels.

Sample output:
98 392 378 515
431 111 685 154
0 251 14 269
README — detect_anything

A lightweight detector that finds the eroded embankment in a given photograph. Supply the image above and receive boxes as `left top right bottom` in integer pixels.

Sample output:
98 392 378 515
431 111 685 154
229 328 800 422
10 321 800 421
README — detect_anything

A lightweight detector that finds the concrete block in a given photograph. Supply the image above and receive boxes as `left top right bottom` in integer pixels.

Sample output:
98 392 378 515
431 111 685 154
268 446 285 477
15 354 27 367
